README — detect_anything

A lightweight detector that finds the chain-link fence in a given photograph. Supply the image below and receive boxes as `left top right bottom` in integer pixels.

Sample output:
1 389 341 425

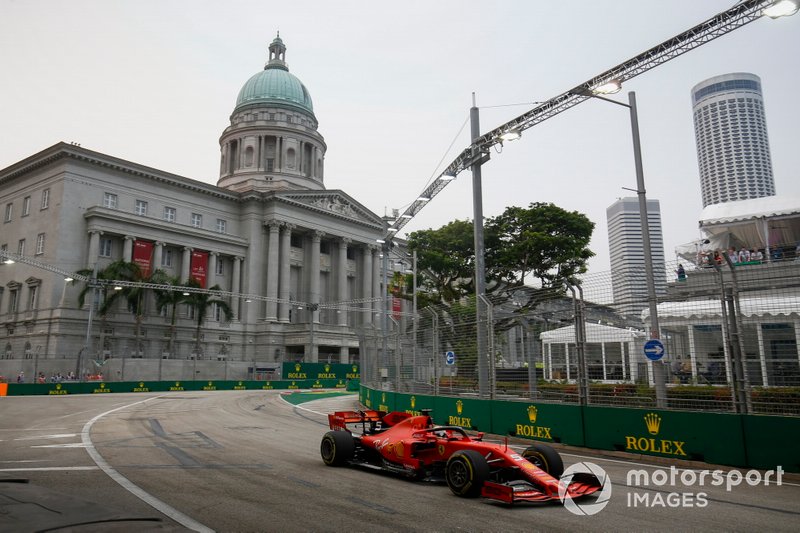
359 256 800 416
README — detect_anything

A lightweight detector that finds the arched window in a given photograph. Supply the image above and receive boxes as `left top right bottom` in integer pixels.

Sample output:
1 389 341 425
244 146 254 167
287 148 296 169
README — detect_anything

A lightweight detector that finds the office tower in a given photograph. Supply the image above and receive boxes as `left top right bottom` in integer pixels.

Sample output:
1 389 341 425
607 197 666 320
691 72 775 207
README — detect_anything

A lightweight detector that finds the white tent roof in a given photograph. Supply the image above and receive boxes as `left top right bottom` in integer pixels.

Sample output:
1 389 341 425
699 196 800 227
540 322 646 343
644 296 800 321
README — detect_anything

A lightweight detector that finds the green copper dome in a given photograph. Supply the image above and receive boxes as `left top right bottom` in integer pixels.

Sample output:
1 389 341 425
234 35 314 116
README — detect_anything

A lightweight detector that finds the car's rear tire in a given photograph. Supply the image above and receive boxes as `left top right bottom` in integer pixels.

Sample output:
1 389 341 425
320 431 355 466
522 443 564 478
445 450 490 497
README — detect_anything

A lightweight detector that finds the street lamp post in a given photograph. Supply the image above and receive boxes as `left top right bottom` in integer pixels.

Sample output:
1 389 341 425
586 88 667 408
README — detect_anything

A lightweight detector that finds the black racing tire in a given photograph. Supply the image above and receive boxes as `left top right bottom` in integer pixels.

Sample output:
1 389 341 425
445 450 490 498
522 443 564 478
320 431 355 466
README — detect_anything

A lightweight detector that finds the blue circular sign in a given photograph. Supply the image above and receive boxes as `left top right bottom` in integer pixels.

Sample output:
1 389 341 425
644 339 666 361
445 351 456 365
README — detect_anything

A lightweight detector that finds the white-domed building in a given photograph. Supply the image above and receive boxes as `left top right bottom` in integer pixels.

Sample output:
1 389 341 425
0 36 387 380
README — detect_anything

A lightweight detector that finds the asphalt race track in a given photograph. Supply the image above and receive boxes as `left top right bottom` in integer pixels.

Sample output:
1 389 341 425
1 391 798 532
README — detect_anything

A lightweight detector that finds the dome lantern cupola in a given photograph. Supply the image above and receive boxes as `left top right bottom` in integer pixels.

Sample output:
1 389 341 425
217 35 327 193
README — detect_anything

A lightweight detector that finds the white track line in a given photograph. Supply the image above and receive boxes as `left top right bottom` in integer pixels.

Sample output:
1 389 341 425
81 396 215 533
0 466 99 472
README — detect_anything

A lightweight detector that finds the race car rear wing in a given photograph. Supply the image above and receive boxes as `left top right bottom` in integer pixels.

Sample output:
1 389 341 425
328 410 385 432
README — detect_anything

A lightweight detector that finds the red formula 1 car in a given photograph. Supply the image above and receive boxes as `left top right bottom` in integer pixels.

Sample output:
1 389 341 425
320 409 602 505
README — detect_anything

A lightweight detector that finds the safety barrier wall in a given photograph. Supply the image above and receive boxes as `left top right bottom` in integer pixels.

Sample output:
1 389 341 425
360 385 799 472
5 378 359 396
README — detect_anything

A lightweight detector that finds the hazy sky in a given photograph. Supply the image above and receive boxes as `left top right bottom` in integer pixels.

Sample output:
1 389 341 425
1 0 797 276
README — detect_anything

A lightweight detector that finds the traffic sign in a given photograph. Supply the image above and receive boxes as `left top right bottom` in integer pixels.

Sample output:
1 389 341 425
445 351 456 366
644 339 666 361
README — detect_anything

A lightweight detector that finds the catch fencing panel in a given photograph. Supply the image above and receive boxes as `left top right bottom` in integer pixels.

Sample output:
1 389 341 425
360 256 800 417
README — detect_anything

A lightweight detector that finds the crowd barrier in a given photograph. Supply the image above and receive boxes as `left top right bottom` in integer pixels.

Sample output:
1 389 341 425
359 386 800 473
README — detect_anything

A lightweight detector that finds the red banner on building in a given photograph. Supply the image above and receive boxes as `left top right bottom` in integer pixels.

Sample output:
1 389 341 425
190 250 209 288
392 296 402 319
132 240 154 277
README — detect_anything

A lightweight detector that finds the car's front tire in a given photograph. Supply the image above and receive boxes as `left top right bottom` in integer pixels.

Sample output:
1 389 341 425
320 430 355 466
445 450 489 497
522 443 564 478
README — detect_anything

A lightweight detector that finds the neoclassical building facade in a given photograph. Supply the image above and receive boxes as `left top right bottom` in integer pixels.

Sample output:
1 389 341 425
0 36 387 378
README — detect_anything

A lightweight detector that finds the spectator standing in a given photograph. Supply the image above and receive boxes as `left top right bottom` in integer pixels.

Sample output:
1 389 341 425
738 248 750 263
676 264 687 281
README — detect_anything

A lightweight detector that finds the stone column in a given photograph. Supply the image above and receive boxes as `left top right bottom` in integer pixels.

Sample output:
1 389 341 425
208 252 218 288
339 346 349 364
265 220 281 321
87 230 101 268
232 256 242 321
310 230 323 324
372 246 381 324
362 245 373 325
337 238 350 326
278 223 294 322
153 241 164 270
123 235 135 262
181 247 192 282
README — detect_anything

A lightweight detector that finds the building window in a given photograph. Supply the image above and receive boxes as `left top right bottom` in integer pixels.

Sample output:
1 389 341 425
41 189 49 210
17 239 25 255
164 206 176 223
191 213 202 228
28 285 37 311
216 219 227 233
99 237 112 258
103 193 118 209
35 233 45 255
212 303 223 322
135 200 148 216
4 203 11 222
216 259 224 276
22 197 31 217
266 158 274 172
162 249 173 267
8 289 18 313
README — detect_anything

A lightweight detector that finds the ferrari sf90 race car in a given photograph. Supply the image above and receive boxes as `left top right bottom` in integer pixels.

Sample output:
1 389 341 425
320 409 602 505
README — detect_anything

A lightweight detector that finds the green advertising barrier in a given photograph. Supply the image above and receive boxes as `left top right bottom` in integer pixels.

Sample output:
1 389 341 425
583 406 746 466
282 362 360 381
741 415 800 472
394 393 436 415
432 396 491 432
490 401 585 446
360 387 396 411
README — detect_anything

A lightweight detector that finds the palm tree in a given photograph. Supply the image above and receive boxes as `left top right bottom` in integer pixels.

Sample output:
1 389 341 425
183 279 233 379
73 260 140 377
151 270 187 361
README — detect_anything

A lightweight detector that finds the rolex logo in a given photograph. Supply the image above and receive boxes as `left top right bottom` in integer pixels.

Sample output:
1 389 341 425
139 382 145 387
644 413 662 435
295 363 301 372
352 365 358 372
324 364 331 372
411 396 416 409
456 400 463 415
527 405 538 424
382 392 386 403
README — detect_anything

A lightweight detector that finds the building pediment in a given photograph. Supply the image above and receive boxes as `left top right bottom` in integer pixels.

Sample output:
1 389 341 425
278 191 383 228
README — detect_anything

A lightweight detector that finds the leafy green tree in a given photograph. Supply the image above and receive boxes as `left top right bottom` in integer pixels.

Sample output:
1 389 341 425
486 202 594 289
407 219 475 304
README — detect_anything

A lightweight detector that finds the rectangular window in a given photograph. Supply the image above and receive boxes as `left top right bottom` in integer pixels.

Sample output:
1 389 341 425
162 249 173 267
9 289 18 313
99 237 112 258
213 303 222 322
22 197 31 217
41 189 50 209
216 259 224 276
216 219 227 233
103 193 118 209
135 200 148 216
28 286 37 311
266 159 274 172
17 239 25 255
4 203 11 222
164 206 176 223
35 233 45 255
191 213 202 228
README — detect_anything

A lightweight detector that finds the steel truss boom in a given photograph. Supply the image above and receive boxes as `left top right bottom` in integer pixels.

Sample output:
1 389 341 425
384 0 782 239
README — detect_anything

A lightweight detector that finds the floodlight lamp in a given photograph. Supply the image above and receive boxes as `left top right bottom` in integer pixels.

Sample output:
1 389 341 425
440 173 456 181
417 196 430 202
400 214 413 219
387 228 398 232
592 79 623 95
182 292 190 296
114 286 123 291
498 129 521 142
376 238 385 244
763 0 799 17
64 277 74 282
3 259 14 264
